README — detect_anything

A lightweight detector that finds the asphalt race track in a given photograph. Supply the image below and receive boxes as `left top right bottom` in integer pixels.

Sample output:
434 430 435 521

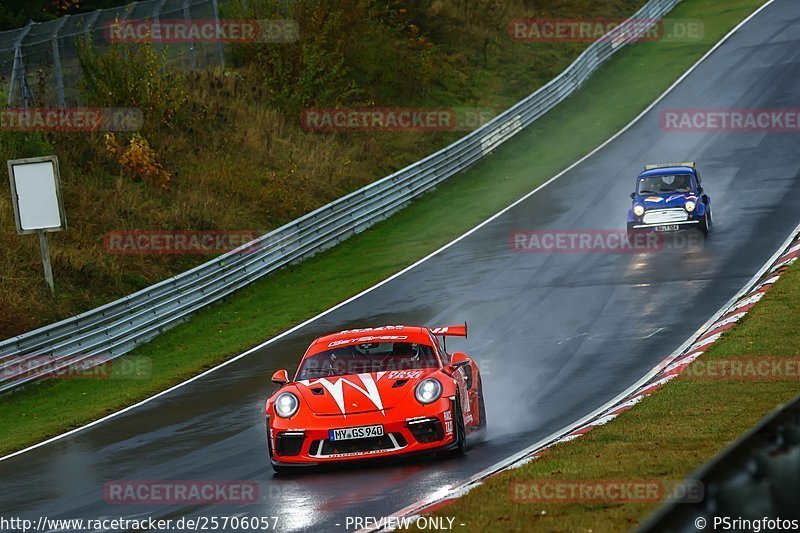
2 2 799 530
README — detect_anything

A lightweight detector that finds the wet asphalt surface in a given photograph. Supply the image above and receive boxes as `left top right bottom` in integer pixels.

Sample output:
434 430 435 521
1 2 799 531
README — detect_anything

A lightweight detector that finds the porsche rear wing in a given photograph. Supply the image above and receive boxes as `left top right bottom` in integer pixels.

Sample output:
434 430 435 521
430 323 468 339
431 323 468 352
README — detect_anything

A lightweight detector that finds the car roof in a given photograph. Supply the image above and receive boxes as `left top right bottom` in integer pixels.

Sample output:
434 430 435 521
638 166 696 178
306 325 434 355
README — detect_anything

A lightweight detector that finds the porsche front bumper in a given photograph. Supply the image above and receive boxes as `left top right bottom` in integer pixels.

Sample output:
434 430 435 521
267 398 458 467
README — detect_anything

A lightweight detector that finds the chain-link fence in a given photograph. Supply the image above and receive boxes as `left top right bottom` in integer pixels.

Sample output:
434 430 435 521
0 0 225 108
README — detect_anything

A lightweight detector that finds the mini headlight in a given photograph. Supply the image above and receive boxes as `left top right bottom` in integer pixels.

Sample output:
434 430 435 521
633 204 645 217
275 392 299 418
415 378 442 404
685 200 696 212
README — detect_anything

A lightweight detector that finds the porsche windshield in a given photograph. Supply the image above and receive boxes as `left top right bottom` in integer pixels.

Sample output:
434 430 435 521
297 342 438 379
637 173 693 194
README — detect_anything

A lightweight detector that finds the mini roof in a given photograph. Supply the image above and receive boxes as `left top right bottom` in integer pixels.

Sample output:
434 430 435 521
639 163 697 178
644 161 695 170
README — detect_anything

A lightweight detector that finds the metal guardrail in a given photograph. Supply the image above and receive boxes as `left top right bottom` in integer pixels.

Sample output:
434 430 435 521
641 394 800 531
0 0 682 393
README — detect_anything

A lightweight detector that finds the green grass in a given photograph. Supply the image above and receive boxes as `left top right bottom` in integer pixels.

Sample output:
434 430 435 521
431 258 800 532
0 0 767 456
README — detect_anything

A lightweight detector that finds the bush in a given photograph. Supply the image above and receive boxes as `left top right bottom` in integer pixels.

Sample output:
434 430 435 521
0 131 53 160
104 133 172 190
227 0 455 110
76 38 189 129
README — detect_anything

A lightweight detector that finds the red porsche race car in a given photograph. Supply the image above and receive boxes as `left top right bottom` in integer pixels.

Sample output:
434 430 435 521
265 324 486 473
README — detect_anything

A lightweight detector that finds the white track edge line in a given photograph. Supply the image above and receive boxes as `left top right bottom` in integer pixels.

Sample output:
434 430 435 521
0 0 774 464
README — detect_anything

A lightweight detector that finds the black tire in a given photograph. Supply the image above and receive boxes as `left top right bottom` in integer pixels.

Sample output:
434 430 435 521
439 392 467 458
626 223 641 243
477 378 487 432
698 212 710 237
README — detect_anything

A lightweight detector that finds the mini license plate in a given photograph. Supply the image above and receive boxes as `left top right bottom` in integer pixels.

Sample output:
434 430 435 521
654 225 680 232
329 424 384 441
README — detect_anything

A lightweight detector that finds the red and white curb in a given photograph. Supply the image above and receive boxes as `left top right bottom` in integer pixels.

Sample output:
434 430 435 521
368 226 800 530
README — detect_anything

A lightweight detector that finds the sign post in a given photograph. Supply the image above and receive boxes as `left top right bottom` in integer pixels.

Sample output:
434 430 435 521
7 155 67 295
38 230 55 293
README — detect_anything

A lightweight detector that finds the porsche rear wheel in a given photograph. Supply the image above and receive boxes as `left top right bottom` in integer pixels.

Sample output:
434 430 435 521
477 378 487 432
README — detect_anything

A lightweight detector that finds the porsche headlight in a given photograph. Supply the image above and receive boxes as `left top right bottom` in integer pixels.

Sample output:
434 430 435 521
685 200 696 212
415 378 442 404
633 204 645 217
275 392 299 418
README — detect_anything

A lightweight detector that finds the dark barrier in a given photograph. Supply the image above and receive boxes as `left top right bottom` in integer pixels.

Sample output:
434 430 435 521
641 394 800 532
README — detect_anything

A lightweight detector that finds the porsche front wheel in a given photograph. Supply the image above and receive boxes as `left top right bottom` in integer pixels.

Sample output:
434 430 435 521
440 392 467 458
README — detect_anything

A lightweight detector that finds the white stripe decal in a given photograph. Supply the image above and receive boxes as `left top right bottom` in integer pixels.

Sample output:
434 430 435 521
305 373 386 416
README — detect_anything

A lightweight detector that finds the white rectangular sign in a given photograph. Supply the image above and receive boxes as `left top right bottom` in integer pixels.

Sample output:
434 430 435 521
7 156 66 234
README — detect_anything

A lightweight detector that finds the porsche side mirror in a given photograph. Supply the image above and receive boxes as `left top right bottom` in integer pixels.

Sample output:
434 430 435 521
450 352 471 369
630 192 636 199
271 369 289 385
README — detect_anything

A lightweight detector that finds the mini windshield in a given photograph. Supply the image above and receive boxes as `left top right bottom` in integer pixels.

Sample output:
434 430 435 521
297 342 438 380
637 174 693 195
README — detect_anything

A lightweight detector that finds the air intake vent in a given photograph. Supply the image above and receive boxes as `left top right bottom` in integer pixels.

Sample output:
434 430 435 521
392 379 408 388
311 387 324 395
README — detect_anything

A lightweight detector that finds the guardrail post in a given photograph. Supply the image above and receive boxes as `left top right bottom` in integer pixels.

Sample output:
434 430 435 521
183 0 196 69
151 0 168 53
82 9 102 44
51 16 69 108
8 21 34 108
210 0 225 68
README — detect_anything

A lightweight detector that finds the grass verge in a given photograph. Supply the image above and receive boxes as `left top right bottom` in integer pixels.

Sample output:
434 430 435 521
431 256 800 532
0 0 767 456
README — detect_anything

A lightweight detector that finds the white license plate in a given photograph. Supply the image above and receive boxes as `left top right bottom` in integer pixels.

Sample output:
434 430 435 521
655 225 680 232
329 424 384 441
